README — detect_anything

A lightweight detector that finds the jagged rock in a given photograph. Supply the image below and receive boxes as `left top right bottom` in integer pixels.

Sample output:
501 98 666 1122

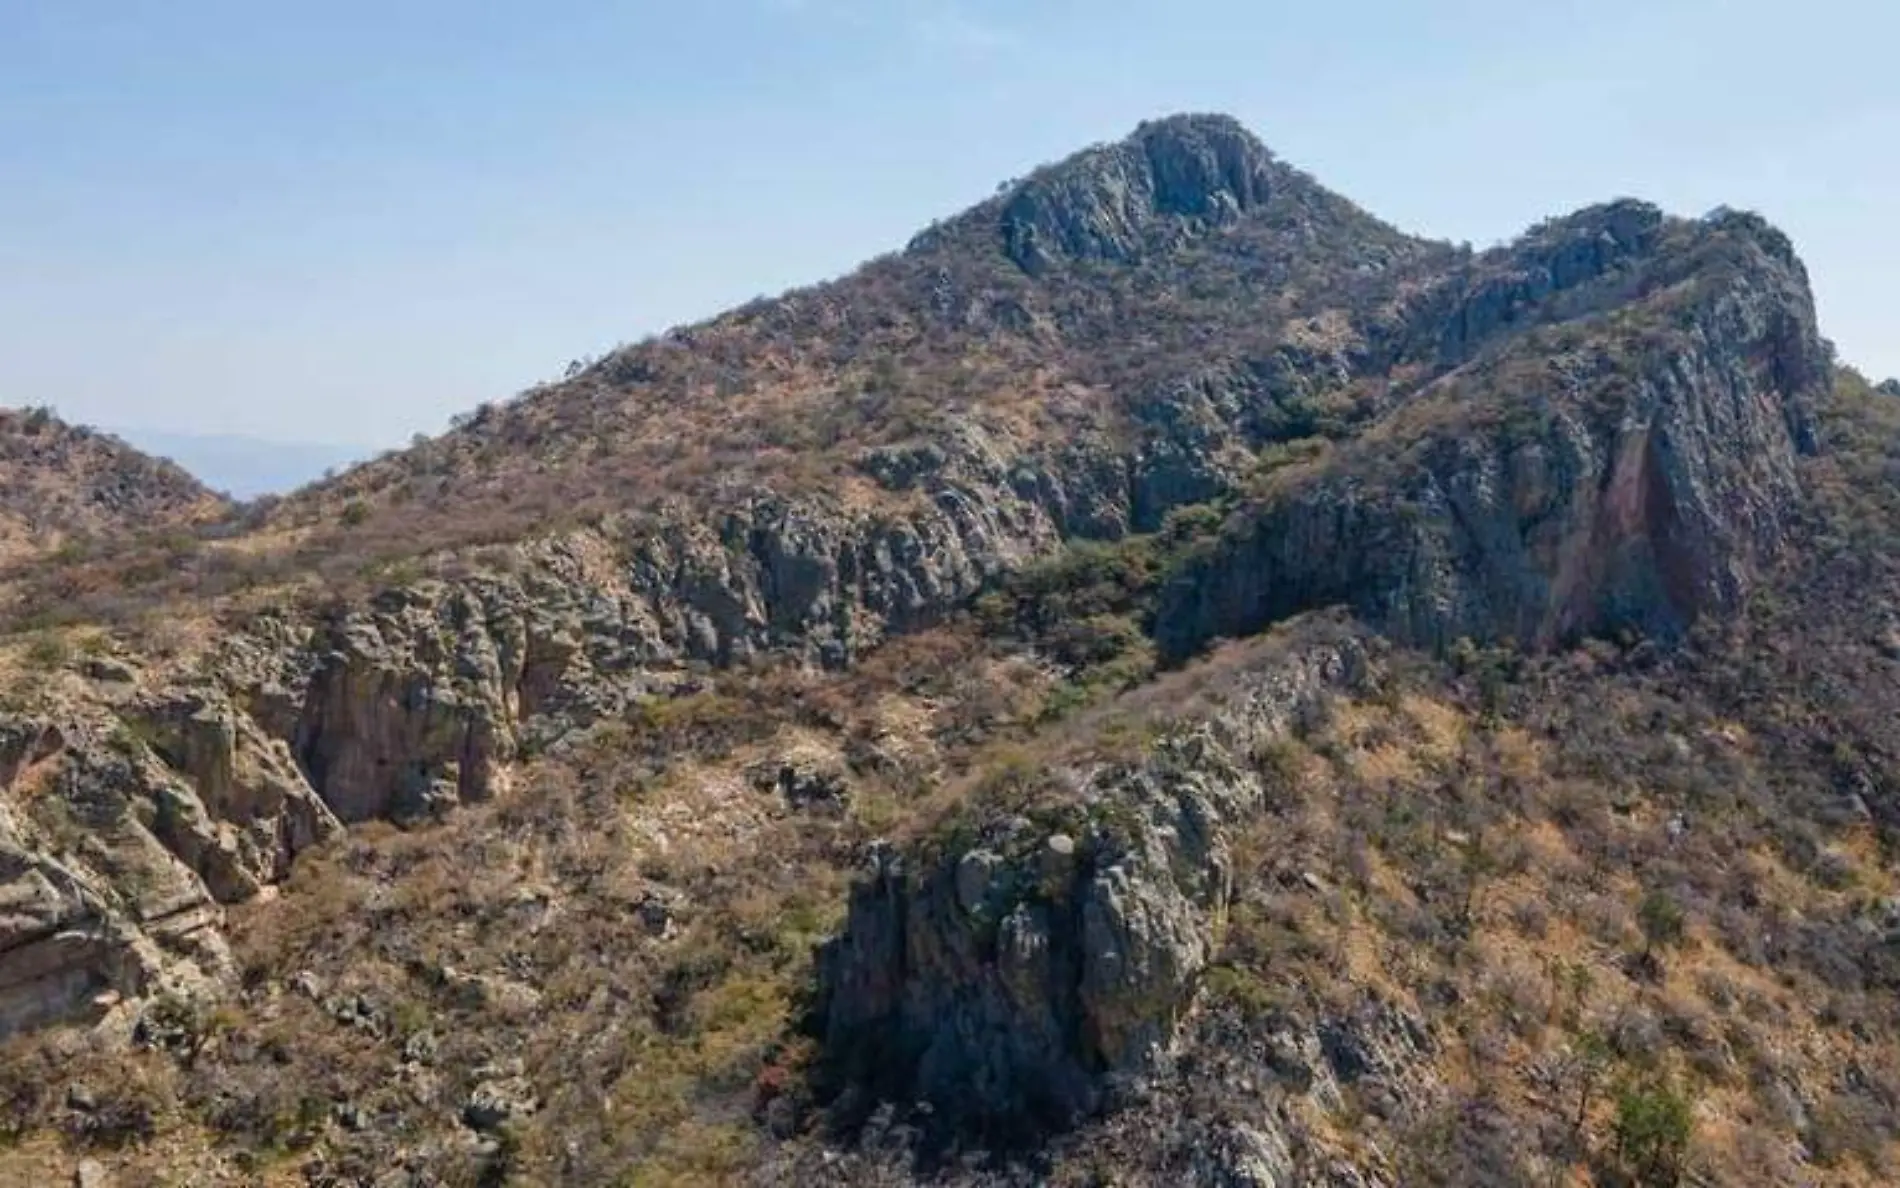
635 890 679 938
0 688 340 1036
1430 200 1668 366
0 720 231 1038
294 587 523 823
754 746 852 814
995 114 1281 274
326 992 385 1035
1191 1122 1296 1187
438 966 543 1016
1158 209 1829 657
463 1072 537 1132
133 690 342 885
402 1029 438 1066
1315 999 1435 1119
814 622 1369 1140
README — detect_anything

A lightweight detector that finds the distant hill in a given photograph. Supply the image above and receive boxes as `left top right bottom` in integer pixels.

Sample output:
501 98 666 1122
0 405 228 555
108 427 367 499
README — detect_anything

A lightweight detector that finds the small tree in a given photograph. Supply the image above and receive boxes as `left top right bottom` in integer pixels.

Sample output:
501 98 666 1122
1613 1077 1695 1185
1569 1028 1613 1133
1637 889 1686 961
1455 830 1498 932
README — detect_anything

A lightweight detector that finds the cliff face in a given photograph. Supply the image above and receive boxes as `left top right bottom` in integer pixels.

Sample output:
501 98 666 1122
1156 209 1828 656
0 691 339 1034
814 621 1370 1143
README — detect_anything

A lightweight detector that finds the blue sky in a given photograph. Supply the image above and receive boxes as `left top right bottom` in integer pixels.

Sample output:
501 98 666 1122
2 0 1894 450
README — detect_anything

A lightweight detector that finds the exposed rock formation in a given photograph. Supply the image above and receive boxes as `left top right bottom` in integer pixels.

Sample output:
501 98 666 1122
814 620 1371 1141
0 685 344 1035
1157 209 1829 656
995 114 1282 274
0 716 234 1035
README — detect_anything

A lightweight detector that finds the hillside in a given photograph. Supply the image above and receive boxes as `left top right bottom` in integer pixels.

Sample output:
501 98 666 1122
0 115 1897 1187
0 407 228 559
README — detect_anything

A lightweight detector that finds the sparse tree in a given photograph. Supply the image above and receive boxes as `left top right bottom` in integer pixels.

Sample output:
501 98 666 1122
1613 1077 1695 1186
1569 1028 1612 1133
1638 889 1686 961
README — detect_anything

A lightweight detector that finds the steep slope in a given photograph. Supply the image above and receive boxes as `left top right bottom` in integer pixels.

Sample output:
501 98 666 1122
1157 207 1826 654
0 114 1892 1187
0 407 229 558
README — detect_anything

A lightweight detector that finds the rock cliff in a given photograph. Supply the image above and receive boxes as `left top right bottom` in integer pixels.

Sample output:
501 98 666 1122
1156 208 1828 656
813 620 1372 1144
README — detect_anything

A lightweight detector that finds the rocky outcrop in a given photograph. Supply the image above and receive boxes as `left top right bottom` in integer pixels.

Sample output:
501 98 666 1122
813 621 1371 1141
1425 199 1669 367
0 716 237 1036
993 115 1283 274
1157 210 1831 657
132 689 341 888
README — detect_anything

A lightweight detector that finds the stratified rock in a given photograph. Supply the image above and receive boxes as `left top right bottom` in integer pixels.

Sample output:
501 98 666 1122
0 716 231 1038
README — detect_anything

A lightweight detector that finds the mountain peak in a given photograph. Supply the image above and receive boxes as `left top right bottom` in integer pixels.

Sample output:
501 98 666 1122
986 113 1289 273
1126 111 1271 157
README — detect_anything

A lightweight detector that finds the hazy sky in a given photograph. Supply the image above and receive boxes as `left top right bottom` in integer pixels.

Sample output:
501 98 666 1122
2 0 1894 449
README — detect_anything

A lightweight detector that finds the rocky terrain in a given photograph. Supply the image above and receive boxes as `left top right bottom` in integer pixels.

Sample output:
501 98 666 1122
1 114 1898 1186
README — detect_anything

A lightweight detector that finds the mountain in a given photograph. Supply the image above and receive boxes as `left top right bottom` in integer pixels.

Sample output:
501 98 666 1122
2 115 1898 1187
0 407 228 559
106 429 368 500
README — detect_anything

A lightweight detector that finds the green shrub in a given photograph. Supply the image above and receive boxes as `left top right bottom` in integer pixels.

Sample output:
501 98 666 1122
1612 1077 1695 1186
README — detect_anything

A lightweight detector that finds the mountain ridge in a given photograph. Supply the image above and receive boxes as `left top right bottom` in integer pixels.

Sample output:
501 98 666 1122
1 115 1897 1187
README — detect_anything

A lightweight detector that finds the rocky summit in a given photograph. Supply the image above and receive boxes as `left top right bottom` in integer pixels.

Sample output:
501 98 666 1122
2 114 1900 1187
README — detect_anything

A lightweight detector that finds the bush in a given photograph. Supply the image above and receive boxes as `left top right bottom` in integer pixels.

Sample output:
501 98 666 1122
1612 1078 1695 1186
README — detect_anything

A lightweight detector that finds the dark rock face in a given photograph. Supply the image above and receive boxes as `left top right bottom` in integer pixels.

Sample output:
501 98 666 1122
1157 213 1830 657
1428 200 1668 366
998 115 1283 274
813 625 1368 1142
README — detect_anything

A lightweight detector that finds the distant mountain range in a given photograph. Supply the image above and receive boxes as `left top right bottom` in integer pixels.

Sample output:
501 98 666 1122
106 427 368 499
